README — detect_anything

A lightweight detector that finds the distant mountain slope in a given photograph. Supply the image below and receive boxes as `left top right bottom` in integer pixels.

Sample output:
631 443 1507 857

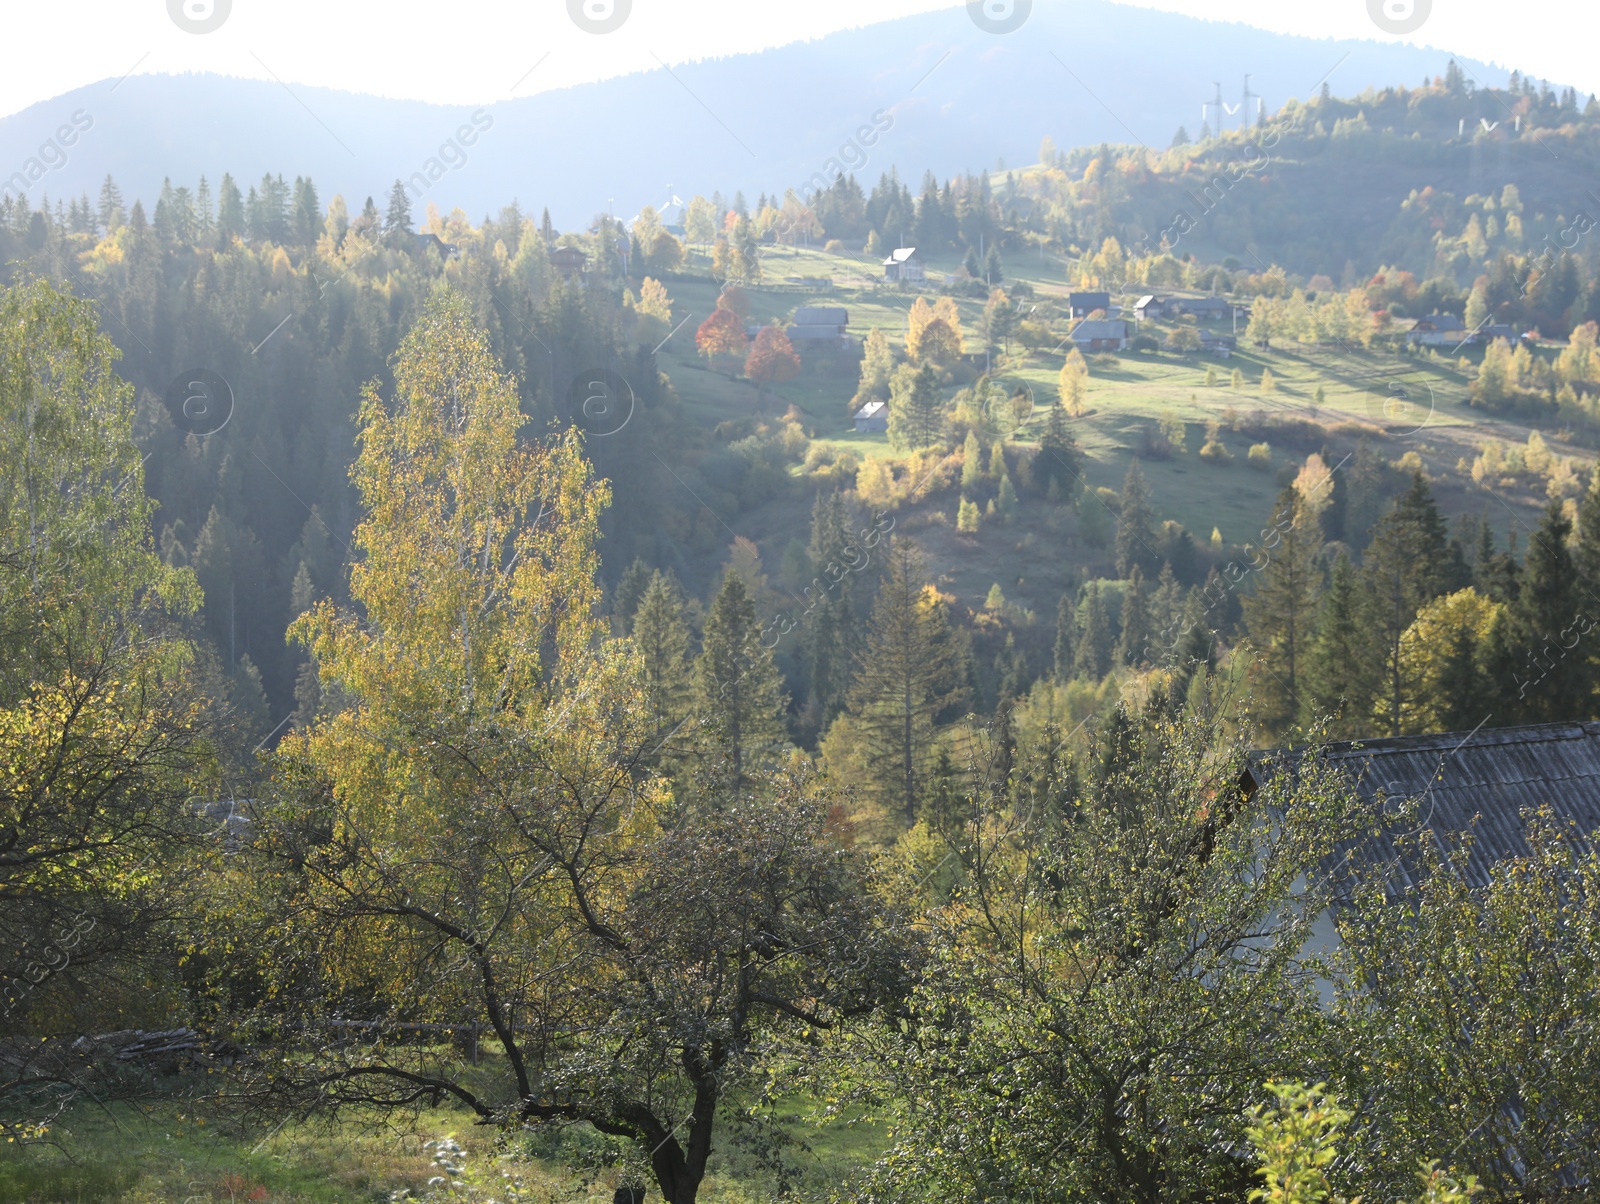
0 1 1520 226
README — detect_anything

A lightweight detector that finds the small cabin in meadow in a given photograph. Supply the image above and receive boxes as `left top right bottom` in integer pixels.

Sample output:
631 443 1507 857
853 400 888 432
1407 312 1468 345
883 247 924 283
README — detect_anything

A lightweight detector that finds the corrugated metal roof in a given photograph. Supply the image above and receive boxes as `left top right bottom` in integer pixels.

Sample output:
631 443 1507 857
1248 722 1600 897
793 305 848 325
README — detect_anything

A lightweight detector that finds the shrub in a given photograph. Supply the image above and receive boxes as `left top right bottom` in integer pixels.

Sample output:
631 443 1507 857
1247 442 1273 469
824 239 846 253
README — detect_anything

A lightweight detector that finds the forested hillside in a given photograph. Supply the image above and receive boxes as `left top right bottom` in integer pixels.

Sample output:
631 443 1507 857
6 63 1600 1203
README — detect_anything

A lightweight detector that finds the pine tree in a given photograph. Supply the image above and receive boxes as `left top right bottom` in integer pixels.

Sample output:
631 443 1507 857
1115 460 1157 576
691 573 788 794
633 570 693 734
1241 487 1325 733
847 542 968 822
1303 552 1372 734
1053 588 1079 682
1074 583 1113 680
1362 474 1454 735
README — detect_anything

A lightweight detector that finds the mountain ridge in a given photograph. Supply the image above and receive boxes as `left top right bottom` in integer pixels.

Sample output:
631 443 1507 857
0 1 1523 227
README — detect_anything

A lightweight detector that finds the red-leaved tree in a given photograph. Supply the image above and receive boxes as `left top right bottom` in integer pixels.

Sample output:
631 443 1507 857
696 307 749 364
745 325 802 385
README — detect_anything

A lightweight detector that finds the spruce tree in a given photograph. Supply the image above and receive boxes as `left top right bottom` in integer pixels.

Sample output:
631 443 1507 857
1303 552 1373 734
96 174 125 232
1117 565 1152 667
1509 503 1585 722
1343 439 1387 553
1035 398 1085 501
1150 562 1182 659
1241 487 1325 733
1168 589 1216 708
1361 474 1453 735
993 633 1028 703
1115 460 1157 576
612 557 653 633
800 492 864 726
633 571 692 734
384 179 413 238
887 362 945 451
1074 583 1113 680
847 541 968 822
691 572 788 794
1574 466 1600 699
1053 588 1079 682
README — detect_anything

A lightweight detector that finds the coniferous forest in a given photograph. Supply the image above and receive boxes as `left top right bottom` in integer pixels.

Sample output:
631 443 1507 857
4 39 1600 1204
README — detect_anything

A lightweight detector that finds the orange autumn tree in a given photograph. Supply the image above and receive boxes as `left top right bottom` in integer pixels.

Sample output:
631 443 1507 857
745 325 801 384
695 306 748 366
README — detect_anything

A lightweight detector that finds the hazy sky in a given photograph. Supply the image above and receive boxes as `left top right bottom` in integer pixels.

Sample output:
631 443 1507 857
2 0 1591 122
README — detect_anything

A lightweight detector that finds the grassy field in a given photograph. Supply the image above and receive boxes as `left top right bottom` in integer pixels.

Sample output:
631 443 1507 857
0 1067 884 1204
644 252 1571 624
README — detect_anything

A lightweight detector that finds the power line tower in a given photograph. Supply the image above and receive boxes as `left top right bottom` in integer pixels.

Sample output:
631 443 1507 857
1241 74 1259 132
1203 81 1223 139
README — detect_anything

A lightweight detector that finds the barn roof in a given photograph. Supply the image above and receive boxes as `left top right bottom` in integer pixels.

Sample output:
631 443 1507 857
1246 721 1600 897
793 305 848 326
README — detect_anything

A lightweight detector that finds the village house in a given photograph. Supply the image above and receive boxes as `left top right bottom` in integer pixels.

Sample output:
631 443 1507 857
883 247 924 283
853 400 888 432
1067 290 1111 318
1245 721 1600 961
550 245 589 284
1134 295 1169 321
1407 312 1468 345
1170 296 1237 320
413 232 461 260
786 305 852 357
1068 318 1130 352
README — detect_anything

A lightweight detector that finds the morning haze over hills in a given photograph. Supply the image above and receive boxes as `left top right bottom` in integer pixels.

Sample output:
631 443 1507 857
0 0 1523 225
6 0 1600 1200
